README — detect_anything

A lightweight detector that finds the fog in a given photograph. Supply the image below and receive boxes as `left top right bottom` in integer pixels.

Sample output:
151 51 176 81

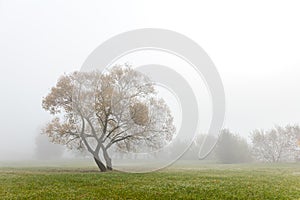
1 0 300 161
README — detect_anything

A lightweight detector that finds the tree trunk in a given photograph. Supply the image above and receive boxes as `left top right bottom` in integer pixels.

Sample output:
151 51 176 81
103 149 113 171
93 156 107 172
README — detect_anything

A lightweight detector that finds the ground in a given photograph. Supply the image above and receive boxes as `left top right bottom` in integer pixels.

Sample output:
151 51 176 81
0 160 300 199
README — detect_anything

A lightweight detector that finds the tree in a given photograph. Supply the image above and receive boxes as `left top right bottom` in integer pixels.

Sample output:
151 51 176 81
251 125 300 162
215 129 252 164
42 66 175 172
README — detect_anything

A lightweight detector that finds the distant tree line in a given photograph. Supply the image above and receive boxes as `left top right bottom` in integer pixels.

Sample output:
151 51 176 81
35 124 300 164
179 124 300 163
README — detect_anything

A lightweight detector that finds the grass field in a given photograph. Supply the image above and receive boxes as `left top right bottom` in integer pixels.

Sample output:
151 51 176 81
1 161 300 199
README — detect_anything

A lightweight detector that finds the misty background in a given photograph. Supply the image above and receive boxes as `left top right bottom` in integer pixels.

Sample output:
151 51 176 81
0 0 300 160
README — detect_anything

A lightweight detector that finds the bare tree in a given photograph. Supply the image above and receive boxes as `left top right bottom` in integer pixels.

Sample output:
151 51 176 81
251 125 300 162
42 66 175 171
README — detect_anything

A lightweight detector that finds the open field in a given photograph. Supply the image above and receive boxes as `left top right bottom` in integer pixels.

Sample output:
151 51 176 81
1 161 300 199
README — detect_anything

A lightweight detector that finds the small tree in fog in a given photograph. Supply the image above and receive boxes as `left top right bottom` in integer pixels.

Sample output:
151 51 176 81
215 129 252 164
42 66 175 172
251 125 300 162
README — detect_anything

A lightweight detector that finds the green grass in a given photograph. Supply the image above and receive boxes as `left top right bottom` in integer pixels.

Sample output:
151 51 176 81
1 162 300 199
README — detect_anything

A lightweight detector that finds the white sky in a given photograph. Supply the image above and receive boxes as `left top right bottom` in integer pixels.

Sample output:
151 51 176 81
0 0 300 160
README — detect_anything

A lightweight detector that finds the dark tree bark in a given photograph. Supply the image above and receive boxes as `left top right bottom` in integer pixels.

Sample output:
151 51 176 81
103 149 113 171
93 156 107 172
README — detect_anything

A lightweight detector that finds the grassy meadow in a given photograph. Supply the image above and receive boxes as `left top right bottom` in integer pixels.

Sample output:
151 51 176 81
1 161 300 199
